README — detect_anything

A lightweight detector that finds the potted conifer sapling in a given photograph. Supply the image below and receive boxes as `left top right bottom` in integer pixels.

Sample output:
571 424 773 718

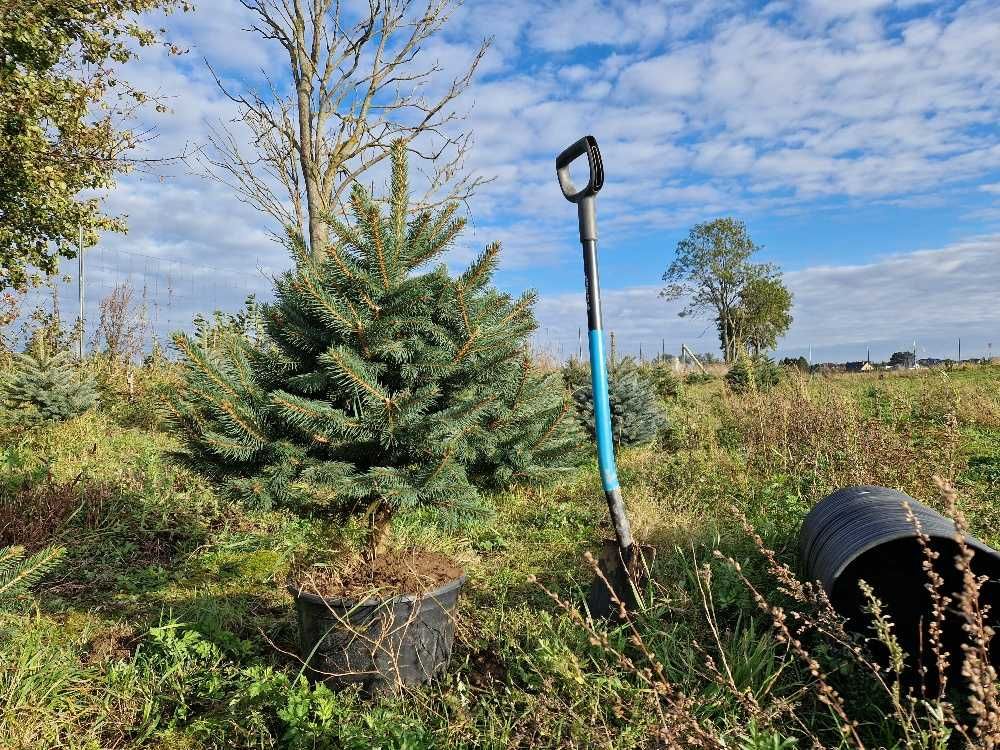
168 143 581 690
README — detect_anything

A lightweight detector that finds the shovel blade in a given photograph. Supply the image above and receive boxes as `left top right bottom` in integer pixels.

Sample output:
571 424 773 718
586 539 653 620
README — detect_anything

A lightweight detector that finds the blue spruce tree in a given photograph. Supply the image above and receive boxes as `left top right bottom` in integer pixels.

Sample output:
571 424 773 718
168 142 582 554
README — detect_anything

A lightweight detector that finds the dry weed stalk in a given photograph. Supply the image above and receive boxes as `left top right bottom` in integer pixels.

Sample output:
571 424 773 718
530 558 727 749
935 476 1000 747
713 546 867 749
722 487 1000 749
903 500 951 697
721 378 948 499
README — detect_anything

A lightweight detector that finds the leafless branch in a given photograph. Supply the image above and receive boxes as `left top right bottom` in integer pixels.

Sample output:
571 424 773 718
202 0 490 257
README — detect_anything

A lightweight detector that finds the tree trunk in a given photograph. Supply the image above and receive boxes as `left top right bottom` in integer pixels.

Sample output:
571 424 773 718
295 73 328 259
720 308 732 363
366 501 394 563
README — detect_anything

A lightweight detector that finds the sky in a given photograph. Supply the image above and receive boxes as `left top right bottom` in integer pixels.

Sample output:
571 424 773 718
39 0 1000 363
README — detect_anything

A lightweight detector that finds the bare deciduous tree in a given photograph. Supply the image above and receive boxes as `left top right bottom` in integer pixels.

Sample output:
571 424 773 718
205 0 489 257
92 283 150 366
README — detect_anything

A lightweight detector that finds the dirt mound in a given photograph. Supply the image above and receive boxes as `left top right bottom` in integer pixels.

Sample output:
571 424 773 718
295 549 464 600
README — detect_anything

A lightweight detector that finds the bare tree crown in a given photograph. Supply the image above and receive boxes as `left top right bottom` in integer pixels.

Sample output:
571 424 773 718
206 0 489 257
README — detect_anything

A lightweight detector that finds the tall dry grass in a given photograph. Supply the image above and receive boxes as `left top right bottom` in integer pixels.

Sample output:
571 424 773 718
716 372 961 503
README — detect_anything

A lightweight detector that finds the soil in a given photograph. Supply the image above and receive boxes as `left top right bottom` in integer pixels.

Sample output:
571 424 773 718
468 648 508 689
294 549 464 600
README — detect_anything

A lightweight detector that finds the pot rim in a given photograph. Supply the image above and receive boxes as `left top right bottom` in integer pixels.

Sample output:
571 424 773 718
288 572 467 607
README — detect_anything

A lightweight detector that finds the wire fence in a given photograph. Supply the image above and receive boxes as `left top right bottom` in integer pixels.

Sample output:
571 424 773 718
11 246 276 355
9 247 590 362
14 250 975 368
7 250 716 367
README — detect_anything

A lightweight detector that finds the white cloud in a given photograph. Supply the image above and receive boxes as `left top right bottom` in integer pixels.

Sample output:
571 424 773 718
617 50 703 98
534 235 1000 362
524 0 672 52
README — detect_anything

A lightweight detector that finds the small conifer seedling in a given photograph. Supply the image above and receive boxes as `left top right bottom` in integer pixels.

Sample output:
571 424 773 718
564 356 667 447
726 352 781 394
0 348 98 426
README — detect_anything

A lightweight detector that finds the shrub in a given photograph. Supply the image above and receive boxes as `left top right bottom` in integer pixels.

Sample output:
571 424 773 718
0 348 98 426
641 362 682 401
725 354 781 394
168 142 582 551
564 356 667 447
684 371 715 385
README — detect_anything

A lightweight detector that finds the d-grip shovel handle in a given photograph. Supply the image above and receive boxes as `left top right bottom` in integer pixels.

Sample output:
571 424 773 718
556 136 604 203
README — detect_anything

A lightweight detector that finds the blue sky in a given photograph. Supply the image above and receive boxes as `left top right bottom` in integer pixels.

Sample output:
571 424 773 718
40 0 1000 363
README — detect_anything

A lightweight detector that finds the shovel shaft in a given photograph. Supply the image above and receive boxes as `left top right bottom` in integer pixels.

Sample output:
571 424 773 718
581 222 634 558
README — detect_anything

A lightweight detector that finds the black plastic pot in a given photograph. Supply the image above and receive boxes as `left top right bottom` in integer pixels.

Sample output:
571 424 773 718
800 485 1000 676
290 573 466 693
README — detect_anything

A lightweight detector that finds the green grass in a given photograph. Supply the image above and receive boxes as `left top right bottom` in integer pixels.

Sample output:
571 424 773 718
2 362 999 748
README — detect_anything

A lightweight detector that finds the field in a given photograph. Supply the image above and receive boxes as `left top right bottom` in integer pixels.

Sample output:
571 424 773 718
3 360 1000 749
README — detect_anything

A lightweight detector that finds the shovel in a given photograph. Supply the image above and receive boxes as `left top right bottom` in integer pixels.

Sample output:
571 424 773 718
556 136 645 617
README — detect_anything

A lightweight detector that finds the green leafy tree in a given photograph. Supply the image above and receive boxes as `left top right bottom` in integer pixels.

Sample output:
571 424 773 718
168 143 582 554
661 218 778 363
730 277 793 355
1 348 98 425
780 356 810 372
889 351 915 368
0 1 189 290
563 357 667 447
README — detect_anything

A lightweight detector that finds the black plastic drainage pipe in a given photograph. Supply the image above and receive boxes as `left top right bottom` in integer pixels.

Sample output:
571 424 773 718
800 485 1000 676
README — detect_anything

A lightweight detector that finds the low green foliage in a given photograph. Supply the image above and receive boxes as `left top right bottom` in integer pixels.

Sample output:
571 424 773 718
2 349 1000 748
564 356 668 446
0 348 98 426
725 353 781 394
